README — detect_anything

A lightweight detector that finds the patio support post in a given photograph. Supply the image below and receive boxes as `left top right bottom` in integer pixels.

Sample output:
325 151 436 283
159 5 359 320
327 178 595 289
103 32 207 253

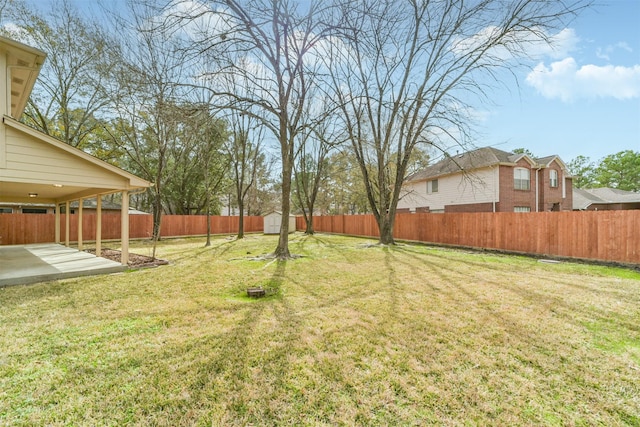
0 52 6 168
78 197 83 251
96 196 102 257
121 190 129 265
65 201 70 247
55 203 60 243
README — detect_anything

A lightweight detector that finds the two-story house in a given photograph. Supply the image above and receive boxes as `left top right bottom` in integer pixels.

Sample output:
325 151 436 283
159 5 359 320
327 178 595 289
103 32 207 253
398 147 573 213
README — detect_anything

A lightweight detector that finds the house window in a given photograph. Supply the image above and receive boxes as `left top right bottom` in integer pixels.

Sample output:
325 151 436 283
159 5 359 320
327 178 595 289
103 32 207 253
514 167 530 190
549 169 558 187
0 208 12 213
21 208 48 214
427 179 439 194
514 206 531 213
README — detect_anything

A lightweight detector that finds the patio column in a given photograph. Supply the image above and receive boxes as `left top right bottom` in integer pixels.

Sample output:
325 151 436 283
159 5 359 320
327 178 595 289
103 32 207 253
121 190 129 266
96 196 102 257
78 197 83 251
65 201 70 247
55 203 60 244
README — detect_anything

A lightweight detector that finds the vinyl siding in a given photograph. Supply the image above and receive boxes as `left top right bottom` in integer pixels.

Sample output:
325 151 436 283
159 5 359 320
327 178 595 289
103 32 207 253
2 126 129 188
399 167 499 211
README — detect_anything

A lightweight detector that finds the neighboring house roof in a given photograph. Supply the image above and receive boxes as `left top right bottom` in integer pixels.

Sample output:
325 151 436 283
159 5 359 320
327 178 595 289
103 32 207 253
573 187 640 210
69 199 124 210
405 146 567 183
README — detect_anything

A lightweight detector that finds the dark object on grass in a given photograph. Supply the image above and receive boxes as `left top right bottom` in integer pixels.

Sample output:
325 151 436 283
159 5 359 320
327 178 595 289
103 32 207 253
247 287 266 298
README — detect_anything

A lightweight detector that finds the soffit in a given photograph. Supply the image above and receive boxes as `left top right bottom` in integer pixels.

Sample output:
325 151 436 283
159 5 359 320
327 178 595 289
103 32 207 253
0 35 47 119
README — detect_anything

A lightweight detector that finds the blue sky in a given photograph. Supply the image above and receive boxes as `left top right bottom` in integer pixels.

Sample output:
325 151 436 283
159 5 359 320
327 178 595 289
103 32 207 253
482 0 640 163
26 0 640 164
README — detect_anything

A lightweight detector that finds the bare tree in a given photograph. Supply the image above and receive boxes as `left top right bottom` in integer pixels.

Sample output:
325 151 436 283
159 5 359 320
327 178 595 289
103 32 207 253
293 104 343 234
167 0 336 258
105 1 196 251
4 0 115 151
0 0 16 22
326 0 588 244
226 109 265 239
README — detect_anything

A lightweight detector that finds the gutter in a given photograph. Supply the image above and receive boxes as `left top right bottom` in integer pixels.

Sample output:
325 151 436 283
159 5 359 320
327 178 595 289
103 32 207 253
535 165 543 212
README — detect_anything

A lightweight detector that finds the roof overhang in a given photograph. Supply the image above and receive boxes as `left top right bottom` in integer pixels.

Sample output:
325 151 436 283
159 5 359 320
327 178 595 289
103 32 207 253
0 35 47 119
1 116 152 204
404 164 504 184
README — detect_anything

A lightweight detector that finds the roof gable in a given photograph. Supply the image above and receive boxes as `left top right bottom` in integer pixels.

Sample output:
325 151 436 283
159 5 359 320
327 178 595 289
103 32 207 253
4 117 149 187
536 155 568 172
0 35 47 119
405 146 571 183
1 116 151 204
406 147 518 182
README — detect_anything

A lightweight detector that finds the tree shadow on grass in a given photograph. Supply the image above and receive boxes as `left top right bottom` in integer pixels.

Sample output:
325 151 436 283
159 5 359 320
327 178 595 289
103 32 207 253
165 238 238 263
141 259 304 424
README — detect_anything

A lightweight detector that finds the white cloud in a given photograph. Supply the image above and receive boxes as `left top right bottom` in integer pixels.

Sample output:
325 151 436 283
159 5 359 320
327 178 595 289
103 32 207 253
525 57 640 101
153 0 232 41
2 22 36 46
596 41 633 61
451 27 579 61
532 28 580 59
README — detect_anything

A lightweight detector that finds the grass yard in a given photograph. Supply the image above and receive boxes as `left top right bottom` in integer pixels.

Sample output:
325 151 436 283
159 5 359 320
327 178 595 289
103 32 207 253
1 233 639 426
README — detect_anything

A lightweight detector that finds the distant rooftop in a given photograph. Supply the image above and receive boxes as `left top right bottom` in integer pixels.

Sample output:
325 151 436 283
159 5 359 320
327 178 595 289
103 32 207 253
573 187 640 210
405 146 564 182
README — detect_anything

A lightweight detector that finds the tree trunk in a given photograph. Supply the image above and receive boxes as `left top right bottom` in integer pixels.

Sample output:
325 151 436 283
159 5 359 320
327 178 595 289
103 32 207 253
274 156 292 259
237 198 245 239
151 189 163 259
377 213 395 245
304 214 314 235
205 203 211 247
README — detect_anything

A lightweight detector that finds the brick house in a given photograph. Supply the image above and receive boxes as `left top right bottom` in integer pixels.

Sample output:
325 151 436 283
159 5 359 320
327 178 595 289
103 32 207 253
398 147 573 213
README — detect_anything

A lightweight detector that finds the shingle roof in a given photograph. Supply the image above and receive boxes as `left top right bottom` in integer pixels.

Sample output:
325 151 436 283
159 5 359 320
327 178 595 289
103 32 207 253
573 187 640 210
406 147 524 182
69 199 122 210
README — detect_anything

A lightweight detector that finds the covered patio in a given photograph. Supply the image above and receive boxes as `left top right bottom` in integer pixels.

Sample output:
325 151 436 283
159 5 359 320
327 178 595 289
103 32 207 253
0 36 151 285
0 243 126 287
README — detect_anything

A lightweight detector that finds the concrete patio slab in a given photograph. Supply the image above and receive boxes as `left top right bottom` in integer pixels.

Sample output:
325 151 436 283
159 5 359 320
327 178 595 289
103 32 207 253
0 244 127 287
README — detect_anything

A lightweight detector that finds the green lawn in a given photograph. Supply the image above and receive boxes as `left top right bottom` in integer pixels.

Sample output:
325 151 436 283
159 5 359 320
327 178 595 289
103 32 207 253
1 233 639 426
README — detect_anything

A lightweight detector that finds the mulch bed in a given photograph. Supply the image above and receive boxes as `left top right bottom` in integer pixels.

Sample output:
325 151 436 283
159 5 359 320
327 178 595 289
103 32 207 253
85 249 169 269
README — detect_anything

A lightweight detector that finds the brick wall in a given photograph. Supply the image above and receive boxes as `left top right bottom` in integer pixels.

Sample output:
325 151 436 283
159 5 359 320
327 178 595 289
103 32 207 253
537 161 568 211
499 162 536 212
445 202 494 213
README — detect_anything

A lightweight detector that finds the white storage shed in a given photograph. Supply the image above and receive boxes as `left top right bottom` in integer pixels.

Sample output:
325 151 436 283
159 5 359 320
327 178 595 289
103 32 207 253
263 211 296 234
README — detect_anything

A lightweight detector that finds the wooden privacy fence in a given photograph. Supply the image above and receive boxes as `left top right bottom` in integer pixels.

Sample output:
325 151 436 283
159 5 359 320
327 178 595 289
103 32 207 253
0 214 264 245
300 211 640 265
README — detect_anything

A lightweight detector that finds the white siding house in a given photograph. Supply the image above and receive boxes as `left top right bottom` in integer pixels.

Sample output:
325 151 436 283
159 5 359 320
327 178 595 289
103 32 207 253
398 166 499 212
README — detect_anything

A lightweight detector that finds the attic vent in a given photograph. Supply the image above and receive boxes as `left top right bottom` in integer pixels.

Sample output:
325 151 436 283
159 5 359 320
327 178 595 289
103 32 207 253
16 59 30 67
12 77 24 85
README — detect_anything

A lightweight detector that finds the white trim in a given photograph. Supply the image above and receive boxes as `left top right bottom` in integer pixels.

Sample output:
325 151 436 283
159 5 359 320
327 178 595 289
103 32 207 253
121 191 129 265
